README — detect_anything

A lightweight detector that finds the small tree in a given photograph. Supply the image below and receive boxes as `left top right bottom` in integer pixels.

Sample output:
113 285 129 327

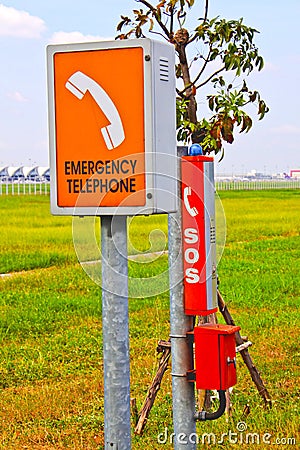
117 0 269 159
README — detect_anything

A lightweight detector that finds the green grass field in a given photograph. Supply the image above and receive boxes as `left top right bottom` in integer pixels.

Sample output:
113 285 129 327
0 191 299 449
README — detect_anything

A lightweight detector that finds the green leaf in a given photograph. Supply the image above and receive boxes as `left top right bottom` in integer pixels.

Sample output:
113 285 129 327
257 56 264 71
208 96 215 111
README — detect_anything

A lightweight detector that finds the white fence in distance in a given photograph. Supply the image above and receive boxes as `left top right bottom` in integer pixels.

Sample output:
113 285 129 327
215 179 300 191
0 182 50 195
1 179 300 196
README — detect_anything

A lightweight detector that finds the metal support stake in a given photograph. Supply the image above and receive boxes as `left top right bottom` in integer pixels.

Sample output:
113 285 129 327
168 149 196 450
101 215 131 450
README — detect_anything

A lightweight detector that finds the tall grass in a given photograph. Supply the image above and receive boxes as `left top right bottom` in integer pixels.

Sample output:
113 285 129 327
0 196 75 273
0 191 299 449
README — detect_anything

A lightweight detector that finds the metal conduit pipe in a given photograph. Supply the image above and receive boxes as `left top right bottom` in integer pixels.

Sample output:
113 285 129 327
194 390 226 421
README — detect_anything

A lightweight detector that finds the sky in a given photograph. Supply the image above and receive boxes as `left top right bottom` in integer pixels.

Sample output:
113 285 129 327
0 0 299 175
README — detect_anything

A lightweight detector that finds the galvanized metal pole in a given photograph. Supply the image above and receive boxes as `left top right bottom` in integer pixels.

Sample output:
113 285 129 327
101 215 131 450
168 149 196 450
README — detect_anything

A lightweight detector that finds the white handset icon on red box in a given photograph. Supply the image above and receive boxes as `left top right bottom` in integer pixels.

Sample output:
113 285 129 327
183 186 199 217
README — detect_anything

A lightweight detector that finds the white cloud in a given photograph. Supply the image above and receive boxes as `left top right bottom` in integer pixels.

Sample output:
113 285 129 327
271 124 300 134
7 91 28 102
0 4 46 38
49 31 112 44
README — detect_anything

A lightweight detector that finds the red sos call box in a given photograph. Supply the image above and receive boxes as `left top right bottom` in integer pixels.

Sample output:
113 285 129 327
181 155 217 316
193 324 240 390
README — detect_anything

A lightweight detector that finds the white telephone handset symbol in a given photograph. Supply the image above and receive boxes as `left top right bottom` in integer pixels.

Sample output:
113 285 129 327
65 71 125 150
183 186 199 217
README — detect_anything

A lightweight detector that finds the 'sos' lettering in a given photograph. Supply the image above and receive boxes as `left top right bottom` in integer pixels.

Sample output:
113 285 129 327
184 228 198 244
185 268 200 284
184 248 199 264
184 227 200 284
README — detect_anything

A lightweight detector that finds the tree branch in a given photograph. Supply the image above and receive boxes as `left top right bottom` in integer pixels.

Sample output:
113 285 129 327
191 48 212 86
170 5 174 37
187 32 199 45
176 88 185 97
217 290 272 408
204 0 209 22
150 29 170 41
195 65 225 89
176 48 215 97
134 341 171 435
136 0 170 38
188 0 209 44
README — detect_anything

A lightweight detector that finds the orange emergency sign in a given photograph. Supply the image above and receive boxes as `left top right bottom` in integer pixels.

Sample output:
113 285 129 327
47 39 177 216
52 47 145 208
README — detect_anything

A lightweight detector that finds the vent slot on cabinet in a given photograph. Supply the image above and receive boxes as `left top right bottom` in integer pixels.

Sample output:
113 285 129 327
159 57 169 82
210 225 216 244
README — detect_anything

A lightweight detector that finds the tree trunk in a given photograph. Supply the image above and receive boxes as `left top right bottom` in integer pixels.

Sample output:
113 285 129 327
175 29 197 125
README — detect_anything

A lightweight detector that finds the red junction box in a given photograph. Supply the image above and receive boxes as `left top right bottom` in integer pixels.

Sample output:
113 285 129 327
194 324 241 390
